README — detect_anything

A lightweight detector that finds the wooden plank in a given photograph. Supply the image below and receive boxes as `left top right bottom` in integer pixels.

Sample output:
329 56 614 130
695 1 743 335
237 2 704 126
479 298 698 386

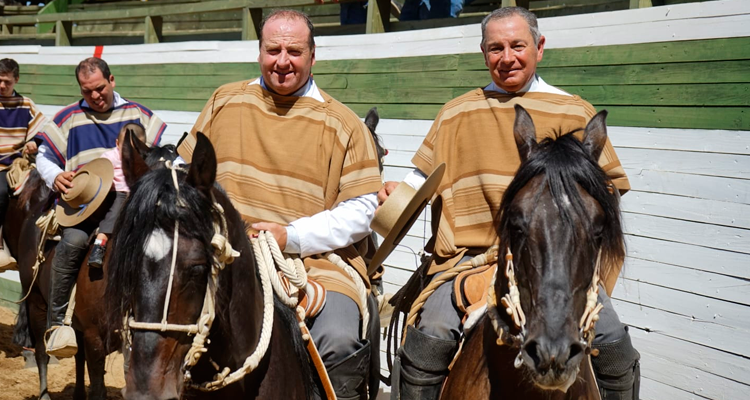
609 126 750 155
614 277 750 333
629 327 750 389
346 103 442 121
613 299 748 357
561 83 750 107
639 376 709 400
621 191 750 230
324 88 458 105
623 168 750 204
55 20 72 46
624 235 750 280
616 148 750 180
623 212 750 255
366 0 390 34
241 7 262 41
603 106 750 130
314 55 459 74
623 250 750 308
144 15 163 44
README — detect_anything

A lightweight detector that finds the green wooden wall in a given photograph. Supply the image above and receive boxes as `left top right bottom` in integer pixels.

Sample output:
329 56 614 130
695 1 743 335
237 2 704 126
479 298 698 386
14 36 750 130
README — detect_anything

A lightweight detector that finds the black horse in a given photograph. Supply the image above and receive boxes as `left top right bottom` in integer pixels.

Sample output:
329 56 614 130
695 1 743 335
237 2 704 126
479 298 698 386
9 142 176 400
105 133 320 399
441 105 624 399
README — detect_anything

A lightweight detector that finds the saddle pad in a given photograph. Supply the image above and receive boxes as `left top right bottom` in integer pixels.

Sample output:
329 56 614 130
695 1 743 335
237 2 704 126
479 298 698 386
454 263 497 318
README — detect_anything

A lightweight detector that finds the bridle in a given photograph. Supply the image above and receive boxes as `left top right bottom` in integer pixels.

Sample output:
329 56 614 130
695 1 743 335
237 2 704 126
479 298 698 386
123 161 275 391
486 246 603 369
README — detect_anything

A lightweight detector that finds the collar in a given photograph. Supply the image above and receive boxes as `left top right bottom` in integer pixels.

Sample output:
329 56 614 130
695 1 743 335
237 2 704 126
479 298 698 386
81 91 127 110
254 76 324 102
484 75 572 97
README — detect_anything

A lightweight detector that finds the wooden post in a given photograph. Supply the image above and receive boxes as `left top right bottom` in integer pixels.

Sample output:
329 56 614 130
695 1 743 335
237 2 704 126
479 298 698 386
55 20 72 46
630 0 653 8
2 24 12 36
501 0 530 8
144 15 163 44
366 0 390 34
241 7 262 41
39 0 70 34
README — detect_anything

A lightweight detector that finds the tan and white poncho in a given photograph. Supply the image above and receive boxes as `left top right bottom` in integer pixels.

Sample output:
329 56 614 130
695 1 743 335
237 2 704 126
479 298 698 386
412 89 630 275
177 81 382 305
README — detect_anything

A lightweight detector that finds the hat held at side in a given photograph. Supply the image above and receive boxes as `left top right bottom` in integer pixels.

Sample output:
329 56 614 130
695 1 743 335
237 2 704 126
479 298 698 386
368 163 446 275
55 158 114 227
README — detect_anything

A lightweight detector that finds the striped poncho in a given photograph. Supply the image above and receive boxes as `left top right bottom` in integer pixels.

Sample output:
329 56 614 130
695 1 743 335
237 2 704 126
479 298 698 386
0 91 45 166
178 81 382 305
412 89 630 275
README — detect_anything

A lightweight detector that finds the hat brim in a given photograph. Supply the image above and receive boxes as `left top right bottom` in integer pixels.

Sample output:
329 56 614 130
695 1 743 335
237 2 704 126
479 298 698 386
55 158 115 227
368 163 446 275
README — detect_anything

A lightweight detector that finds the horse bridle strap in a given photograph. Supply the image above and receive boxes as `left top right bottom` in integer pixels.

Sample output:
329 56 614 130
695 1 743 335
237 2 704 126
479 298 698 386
486 246 604 366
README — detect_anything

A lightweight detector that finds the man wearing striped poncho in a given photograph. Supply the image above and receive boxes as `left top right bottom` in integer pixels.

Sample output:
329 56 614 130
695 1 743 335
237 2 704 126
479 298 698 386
177 10 382 400
380 7 640 400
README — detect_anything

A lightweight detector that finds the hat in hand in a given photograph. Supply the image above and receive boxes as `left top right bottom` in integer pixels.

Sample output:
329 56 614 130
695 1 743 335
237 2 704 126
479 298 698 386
55 158 114 227
368 163 446 274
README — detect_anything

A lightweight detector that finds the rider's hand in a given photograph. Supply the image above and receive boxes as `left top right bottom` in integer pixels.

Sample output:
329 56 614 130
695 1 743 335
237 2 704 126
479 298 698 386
54 171 75 194
24 141 38 154
251 222 288 251
377 181 399 209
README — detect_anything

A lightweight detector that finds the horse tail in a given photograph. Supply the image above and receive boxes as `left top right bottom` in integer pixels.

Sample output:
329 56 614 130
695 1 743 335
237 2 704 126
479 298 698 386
12 302 33 348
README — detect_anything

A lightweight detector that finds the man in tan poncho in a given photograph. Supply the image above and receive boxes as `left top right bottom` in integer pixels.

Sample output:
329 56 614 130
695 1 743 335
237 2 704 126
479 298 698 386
380 7 639 400
177 10 381 400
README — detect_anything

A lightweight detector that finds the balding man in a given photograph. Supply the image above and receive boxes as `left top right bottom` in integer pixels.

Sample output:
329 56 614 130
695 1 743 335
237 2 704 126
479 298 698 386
381 7 639 400
177 10 381 399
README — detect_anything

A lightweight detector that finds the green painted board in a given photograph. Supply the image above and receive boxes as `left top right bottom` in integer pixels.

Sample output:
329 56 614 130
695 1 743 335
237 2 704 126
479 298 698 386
457 37 750 70
560 83 750 107
602 106 749 130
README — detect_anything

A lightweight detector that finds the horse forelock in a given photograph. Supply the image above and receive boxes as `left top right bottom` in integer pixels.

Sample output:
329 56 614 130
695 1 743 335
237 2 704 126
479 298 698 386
496 132 624 280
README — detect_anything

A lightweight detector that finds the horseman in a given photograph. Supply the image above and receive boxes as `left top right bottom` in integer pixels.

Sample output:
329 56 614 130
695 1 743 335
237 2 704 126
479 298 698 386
36 57 167 358
0 58 45 271
176 10 382 400
380 7 640 400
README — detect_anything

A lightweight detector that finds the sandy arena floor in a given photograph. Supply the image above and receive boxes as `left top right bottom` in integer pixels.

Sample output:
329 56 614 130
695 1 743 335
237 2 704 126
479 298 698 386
0 306 125 400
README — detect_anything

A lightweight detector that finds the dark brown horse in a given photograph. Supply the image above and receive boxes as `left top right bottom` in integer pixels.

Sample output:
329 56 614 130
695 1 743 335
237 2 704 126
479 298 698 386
105 132 320 399
8 143 177 400
441 105 624 399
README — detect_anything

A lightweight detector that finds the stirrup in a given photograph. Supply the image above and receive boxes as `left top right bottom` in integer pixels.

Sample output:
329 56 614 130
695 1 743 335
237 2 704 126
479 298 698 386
44 325 78 358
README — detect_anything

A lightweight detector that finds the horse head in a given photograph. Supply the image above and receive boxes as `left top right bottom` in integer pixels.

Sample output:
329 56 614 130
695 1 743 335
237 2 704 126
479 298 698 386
493 105 624 391
107 133 231 399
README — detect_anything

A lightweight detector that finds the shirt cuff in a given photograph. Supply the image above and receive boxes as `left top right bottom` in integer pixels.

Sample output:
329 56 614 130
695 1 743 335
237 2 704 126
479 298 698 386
403 168 428 190
285 225 301 254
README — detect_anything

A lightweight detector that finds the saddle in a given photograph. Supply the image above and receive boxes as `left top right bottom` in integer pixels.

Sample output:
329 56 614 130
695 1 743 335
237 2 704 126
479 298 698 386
454 263 497 323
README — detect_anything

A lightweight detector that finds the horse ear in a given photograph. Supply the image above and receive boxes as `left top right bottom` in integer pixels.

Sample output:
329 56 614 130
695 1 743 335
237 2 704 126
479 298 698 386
513 104 538 162
582 110 608 161
365 107 379 134
186 132 216 196
122 128 150 189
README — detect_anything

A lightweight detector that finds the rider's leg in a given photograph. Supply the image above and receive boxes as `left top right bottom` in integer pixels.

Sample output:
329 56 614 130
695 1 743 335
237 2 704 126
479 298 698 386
0 170 16 270
309 291 370 400
46 226 90 358
392 269 463 400
89 191 126 268
591 288 641 400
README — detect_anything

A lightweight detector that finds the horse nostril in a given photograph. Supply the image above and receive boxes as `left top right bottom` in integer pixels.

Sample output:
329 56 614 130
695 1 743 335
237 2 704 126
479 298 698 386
568 342 584 363
523 340 542 369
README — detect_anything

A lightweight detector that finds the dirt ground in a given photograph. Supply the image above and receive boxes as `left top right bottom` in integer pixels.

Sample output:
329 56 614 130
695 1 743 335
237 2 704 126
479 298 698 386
0 306 125 400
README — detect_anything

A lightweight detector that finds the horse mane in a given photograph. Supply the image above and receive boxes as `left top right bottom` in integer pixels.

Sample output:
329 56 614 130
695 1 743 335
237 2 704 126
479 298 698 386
19 168 52 209
496 131 625 280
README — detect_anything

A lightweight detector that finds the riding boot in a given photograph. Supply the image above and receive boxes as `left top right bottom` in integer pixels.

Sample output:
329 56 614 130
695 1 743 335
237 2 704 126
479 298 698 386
45 239 86 358
0 227 16 272
592 331 641 400
392 326 458 400
327 340 371 400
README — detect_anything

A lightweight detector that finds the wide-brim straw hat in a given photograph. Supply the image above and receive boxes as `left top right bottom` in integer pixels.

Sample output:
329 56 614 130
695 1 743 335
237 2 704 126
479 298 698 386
55 158 114 227
368 163 446 274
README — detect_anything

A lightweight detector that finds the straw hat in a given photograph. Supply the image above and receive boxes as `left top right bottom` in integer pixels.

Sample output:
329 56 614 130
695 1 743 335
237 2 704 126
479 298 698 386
55 158 114 227
368 163 446 274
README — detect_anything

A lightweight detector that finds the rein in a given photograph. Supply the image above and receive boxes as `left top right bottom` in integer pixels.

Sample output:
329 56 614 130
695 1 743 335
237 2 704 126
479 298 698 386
486 246 604 368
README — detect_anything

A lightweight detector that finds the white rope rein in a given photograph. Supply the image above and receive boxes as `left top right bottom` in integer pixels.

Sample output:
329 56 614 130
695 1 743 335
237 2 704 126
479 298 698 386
327 252 370 339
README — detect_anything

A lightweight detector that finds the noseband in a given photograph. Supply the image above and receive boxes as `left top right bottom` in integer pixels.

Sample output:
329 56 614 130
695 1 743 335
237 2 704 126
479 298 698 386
487 246 603 368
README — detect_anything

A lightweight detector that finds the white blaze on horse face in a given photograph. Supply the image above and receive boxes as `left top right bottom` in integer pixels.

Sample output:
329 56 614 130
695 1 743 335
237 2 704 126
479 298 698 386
145 228 172 261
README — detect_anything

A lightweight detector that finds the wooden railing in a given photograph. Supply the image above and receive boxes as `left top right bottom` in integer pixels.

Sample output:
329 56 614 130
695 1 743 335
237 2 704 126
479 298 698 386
0 0 669 46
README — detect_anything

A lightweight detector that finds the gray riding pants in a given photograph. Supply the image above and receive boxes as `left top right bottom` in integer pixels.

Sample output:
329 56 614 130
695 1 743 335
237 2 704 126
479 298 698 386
308 291 365 368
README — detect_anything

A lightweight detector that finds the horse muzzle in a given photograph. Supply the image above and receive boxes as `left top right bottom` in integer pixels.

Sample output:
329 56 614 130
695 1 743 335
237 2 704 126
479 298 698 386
520 336 586 392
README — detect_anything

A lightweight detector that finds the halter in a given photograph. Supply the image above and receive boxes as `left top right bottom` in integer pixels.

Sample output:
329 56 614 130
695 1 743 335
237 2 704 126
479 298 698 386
124 161 276 391
486 246 603 369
